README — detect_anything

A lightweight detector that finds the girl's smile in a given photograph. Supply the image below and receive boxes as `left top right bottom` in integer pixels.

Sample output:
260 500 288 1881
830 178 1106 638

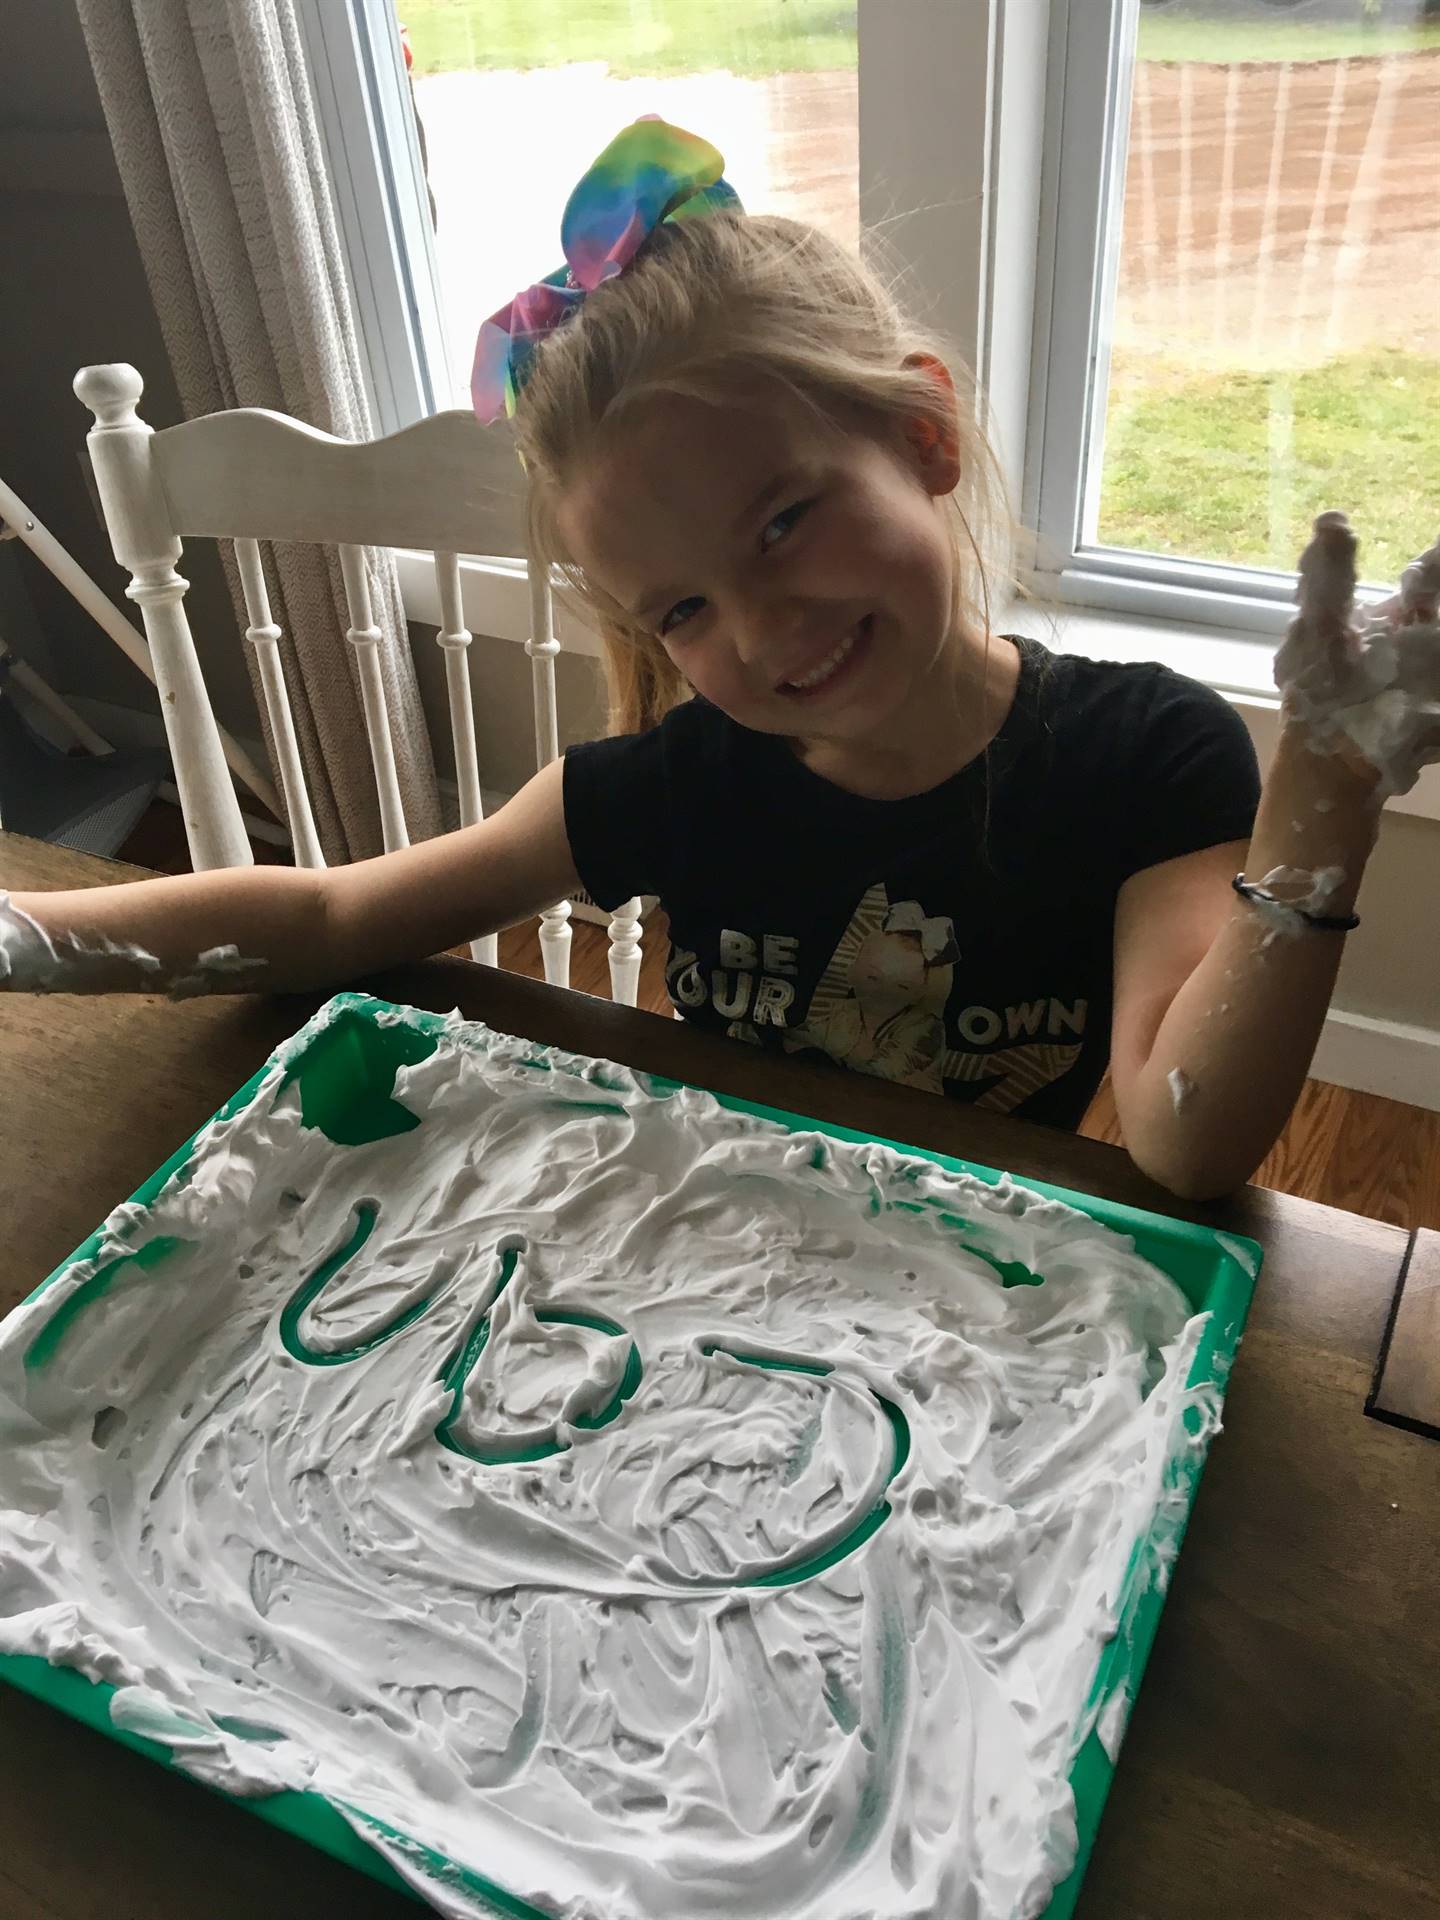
773 612 873 698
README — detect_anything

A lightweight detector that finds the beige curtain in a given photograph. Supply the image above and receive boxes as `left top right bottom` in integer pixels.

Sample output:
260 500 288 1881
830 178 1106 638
75 0 441 861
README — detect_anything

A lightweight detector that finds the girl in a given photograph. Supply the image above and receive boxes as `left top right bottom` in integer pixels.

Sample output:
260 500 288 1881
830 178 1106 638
3 119 1436 1200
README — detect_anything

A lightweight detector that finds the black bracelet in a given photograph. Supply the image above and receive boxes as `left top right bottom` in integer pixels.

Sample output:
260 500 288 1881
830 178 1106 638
1231 873 1359 933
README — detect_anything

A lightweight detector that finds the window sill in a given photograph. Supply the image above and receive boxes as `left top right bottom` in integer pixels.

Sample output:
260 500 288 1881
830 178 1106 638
1001 596 1440 826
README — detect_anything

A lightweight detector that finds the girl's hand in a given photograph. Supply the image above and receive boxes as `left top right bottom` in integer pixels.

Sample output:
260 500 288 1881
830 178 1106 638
1 888 156 992
1274 513 1440 799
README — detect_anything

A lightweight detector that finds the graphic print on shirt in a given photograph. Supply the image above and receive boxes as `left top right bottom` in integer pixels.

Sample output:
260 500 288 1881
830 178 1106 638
775 883 960 1093
668 881 1087 1112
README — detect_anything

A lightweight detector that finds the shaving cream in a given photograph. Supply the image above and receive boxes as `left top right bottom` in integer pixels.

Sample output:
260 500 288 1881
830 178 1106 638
1275 517 1440 798
0 1005 1220 1920
0 890 258 997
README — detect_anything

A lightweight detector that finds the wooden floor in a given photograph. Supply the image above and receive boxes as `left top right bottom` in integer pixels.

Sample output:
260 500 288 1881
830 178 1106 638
117 802 1440 1233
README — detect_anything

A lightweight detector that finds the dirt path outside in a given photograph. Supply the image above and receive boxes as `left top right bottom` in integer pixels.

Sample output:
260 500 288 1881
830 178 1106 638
1119 49 1440 365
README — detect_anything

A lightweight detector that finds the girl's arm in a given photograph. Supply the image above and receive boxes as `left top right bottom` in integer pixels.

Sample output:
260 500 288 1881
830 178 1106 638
1109 517 1436 1200
1 760 578 996
324 760 577 977
1108 739 1378 1199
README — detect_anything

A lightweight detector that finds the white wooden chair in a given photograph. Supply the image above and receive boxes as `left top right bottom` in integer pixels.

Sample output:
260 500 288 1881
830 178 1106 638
72 363 643 1004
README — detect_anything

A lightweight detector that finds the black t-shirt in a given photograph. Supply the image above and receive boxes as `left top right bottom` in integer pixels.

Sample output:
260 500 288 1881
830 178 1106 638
563 637 1261 1128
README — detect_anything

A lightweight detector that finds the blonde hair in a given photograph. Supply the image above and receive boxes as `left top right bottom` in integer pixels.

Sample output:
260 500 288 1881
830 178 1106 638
512 211 1021 736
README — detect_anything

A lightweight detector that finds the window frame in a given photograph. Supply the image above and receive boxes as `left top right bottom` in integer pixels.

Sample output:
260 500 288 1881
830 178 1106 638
1022 0 1408 641
295 0 449 436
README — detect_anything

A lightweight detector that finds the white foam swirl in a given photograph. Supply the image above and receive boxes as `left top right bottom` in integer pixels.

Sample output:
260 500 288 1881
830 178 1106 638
0 1006 1218 1919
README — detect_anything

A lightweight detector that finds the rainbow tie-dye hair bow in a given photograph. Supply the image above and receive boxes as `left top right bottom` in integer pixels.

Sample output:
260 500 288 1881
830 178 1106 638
470 116 743 423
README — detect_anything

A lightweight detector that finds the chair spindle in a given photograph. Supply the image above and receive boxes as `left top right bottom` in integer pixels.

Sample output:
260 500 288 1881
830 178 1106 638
234 538 325 869
338 543 409 854
525 567 572 989
434 549 498 968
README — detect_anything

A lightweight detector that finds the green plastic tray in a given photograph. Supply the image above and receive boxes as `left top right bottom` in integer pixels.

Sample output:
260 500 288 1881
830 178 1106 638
0 992 1260 1918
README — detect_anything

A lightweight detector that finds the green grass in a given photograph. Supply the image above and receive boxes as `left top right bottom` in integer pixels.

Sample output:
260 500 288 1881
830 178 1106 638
1136 9 1440 65
1097 347 1440 584
400 0 857 78
400 1 1440 78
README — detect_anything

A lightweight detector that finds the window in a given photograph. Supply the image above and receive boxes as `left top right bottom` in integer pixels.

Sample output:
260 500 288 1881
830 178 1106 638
298 0 994 640
1028 0 1440 633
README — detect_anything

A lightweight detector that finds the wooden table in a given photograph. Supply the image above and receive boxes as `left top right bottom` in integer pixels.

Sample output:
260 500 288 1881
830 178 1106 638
2 832 1437 1920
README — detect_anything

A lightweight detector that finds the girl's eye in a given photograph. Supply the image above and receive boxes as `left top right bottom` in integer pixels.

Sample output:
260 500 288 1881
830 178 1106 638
659 596 705 638
656 498 815 636
761 499 814 551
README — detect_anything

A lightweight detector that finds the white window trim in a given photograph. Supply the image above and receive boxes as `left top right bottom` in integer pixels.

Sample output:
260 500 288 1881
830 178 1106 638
305 0 1439 824
296 0 449 434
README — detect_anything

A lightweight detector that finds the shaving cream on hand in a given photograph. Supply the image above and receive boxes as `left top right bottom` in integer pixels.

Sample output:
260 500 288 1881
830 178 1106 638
1275 514 1440 798
0 890 260 997
0 889 162 991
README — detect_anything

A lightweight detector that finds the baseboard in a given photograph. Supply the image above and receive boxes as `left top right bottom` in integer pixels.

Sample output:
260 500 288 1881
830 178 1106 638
1312 1009 1440 1112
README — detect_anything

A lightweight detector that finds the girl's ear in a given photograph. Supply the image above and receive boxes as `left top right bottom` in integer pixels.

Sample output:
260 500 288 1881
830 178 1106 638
900 350 962 495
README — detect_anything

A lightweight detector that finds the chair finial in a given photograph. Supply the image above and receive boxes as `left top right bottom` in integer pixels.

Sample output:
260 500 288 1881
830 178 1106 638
74 363 145 430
